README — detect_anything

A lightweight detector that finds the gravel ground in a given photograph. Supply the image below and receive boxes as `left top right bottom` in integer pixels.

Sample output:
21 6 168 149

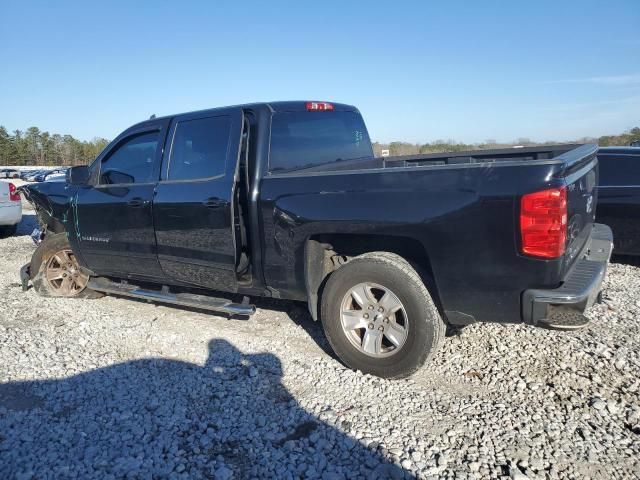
1 210 639 480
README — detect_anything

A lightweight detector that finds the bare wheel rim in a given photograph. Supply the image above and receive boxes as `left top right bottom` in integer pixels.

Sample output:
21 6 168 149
45 249 89 296
340 282 409 358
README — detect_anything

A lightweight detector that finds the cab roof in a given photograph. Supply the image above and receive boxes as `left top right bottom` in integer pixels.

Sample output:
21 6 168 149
133 101 358 128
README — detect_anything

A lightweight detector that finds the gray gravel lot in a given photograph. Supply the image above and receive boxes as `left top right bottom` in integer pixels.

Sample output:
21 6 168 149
1 210 639 479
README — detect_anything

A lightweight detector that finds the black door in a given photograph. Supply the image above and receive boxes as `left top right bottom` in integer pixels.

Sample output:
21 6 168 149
73 123 167 279
153 109 243 292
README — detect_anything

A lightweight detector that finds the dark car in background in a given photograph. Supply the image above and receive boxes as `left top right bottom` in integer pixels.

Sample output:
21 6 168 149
20 169 54 182
596 147 640 256
0 168 20 179
20 170 44 181
34 171 51 182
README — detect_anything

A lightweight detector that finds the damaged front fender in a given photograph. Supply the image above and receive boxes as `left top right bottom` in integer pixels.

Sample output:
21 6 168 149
18 181 78 235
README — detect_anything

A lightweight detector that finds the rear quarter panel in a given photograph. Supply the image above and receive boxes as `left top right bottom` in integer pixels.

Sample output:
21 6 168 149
259 161 568 323
0 181 10 203
0 181 22 225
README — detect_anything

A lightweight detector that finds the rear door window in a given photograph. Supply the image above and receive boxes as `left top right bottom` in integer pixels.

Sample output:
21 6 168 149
269 111 373 174
166 116 231 181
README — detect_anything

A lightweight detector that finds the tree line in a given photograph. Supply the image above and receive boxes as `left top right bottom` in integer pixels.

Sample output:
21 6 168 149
0 124 638 167
372 127 640 157
0 126 109 167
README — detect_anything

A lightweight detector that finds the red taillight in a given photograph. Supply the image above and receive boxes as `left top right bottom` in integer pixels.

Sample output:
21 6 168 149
9 183 20 202
305 101 334 111
520 186 567 258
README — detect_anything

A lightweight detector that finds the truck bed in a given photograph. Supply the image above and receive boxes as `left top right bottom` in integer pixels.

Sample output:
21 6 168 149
260 143 599 326
382 144 584 168
280 144 592 176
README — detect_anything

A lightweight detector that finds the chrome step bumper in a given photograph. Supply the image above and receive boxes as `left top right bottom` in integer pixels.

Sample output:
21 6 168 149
522 223 613 330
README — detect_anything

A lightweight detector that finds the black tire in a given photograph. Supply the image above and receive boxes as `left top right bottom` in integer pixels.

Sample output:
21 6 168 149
0 224 18 238
320 252 445 379
30 232 102 298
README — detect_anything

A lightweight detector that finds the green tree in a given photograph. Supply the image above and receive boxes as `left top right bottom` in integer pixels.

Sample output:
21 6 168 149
0 126 11 165
0 126 112 166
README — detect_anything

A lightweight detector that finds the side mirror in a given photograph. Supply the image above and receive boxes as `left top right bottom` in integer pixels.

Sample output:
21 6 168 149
67 166 90 185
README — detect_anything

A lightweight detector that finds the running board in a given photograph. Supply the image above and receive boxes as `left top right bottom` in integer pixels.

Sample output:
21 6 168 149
87 278 256 316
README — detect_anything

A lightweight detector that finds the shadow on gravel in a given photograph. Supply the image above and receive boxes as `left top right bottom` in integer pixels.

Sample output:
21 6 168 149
15 212 37 237
0 339 411 479
104 290 337 361
611 254 640 267
252 297 337 358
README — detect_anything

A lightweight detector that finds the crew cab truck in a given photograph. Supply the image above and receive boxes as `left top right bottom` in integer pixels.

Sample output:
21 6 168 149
21 101 613 378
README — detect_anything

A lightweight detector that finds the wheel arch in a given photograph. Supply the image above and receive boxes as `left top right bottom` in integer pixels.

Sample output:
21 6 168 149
304 233 442 321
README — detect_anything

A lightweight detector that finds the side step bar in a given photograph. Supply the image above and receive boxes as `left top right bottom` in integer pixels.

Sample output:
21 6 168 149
87 278 256 316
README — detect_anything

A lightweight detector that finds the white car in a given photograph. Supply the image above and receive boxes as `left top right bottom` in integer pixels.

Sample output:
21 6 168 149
0 181 22 237
0 168 20 179
44 171 67 182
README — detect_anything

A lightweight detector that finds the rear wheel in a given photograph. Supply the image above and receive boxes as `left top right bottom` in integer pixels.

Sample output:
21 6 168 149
320 252 445 379
30 233 100 298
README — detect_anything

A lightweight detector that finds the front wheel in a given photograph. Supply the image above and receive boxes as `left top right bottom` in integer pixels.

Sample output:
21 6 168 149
30 232 100 298
320 252 445 379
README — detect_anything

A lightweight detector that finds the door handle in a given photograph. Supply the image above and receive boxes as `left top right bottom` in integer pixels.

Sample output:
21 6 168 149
203 197 225 209
127 198 147 207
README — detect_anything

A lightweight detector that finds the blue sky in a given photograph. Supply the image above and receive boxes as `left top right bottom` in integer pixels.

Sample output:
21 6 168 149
1 0 639 143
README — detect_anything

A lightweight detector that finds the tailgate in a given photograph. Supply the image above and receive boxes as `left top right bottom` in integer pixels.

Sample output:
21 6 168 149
559 145 599 274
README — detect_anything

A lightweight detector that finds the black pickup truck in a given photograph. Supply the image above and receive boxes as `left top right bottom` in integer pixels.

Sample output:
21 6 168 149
20 101 612 378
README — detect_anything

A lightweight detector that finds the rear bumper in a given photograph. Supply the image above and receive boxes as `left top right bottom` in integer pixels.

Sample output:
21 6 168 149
522 223 613 330
0 203 22 226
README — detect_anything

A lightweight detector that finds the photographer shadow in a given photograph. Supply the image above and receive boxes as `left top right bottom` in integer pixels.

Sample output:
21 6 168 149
0 339 412 479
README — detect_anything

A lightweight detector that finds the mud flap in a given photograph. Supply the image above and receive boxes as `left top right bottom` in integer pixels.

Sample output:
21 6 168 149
20 263 31 291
